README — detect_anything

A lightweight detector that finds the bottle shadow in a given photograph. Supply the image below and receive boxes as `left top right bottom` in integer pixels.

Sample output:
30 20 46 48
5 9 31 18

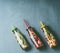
32 27 47 51
46 26 60 50
17 28 32 51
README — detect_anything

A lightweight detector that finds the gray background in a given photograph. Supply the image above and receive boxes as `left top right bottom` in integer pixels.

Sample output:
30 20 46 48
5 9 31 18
0 0 60 53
